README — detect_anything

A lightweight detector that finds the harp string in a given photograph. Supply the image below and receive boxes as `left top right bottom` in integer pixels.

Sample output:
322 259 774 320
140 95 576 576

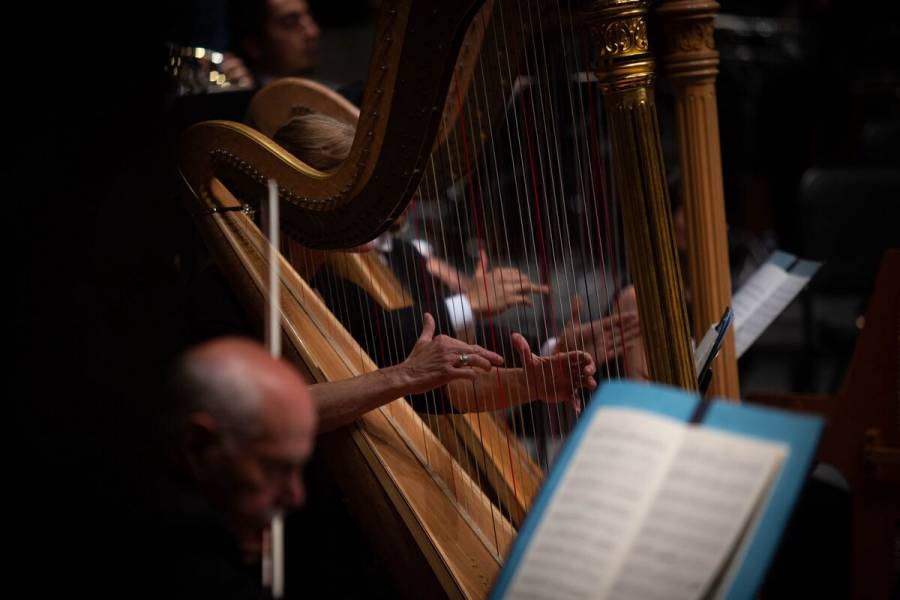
459 0 542 479
454 27 527 516
491 0 631 441
440 60 509 544
556 0 623 384
552 0 608 387
440 117 482 423
381 201 436 435
526 0 591 435
410 190 469 503
566 9 622 381
429 115 499 528
581 38 632 377
377 173 449 479
454 72 506 413
358 247 426 442
460 0 554 462
518 45 568 448
419 0 635 482
471 5 536 469
336 255 381 379
497 0 566 462
573 35 624 379
428 3 536 524
488 0 559 464
494 0 555 469
420 160 484 512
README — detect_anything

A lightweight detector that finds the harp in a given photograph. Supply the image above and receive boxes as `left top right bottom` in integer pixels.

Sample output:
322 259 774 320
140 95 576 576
177 0 738 596
246 76 545 528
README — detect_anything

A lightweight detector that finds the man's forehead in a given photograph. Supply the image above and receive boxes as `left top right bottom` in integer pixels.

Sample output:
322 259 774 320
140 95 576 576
268 0 309 17
251 426 315 460
260 400 314 433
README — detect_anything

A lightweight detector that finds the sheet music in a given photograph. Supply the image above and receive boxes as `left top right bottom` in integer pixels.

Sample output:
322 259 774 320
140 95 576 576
608 427 785 600
732 252 820 357
500 409 784 600
694 323 720 376
503 408 685 600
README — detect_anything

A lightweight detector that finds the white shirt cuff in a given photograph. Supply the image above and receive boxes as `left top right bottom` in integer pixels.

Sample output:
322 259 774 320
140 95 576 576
444 294 474 332
410 238 434 258
540 337 558 356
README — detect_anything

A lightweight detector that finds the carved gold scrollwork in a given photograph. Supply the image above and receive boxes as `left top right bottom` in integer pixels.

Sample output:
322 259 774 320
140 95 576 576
598 17 648 57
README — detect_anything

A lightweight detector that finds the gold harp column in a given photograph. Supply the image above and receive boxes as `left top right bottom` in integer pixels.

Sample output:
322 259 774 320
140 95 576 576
657 0 740 399
583 0 696 390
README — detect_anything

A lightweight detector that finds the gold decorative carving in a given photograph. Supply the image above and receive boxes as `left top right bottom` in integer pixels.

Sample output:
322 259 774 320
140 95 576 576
596 17 648 57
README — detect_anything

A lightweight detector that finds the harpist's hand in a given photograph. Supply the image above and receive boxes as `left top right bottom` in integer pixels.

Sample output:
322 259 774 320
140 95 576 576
424 256 467 294
464 251 550 317
555 295 642 362
398 313 504 394
557 314 642 362
512 333 597 406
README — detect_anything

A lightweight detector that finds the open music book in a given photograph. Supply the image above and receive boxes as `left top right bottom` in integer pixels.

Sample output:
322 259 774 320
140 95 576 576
491 382 823 600
731 250 821 357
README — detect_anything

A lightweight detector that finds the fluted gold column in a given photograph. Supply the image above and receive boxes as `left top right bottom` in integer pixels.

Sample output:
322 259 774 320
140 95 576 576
657 0 740 399
583 0 696 391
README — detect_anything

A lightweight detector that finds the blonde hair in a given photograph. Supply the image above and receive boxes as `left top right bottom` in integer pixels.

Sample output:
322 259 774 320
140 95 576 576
274 112 355 171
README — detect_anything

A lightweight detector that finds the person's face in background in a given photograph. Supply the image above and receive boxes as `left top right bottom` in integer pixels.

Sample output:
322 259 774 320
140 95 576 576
223 387 316 533
188 356 317 541
259 0 321 76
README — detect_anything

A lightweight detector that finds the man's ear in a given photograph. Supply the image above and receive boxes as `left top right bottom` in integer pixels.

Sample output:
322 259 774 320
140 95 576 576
181 412 223 478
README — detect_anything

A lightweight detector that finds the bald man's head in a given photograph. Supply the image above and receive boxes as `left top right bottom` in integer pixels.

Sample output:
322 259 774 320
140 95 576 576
169 337 315 441
165 337 316 549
